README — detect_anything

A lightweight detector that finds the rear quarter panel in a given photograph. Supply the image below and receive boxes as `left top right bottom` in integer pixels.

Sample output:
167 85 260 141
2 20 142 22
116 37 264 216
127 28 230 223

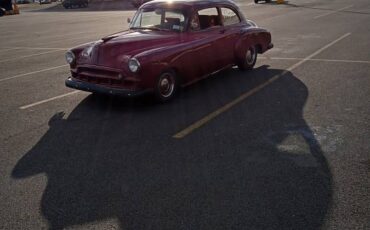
234 27 272 60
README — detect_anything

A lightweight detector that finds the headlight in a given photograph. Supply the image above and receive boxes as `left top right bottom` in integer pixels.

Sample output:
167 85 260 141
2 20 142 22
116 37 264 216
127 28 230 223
128 58 140 73
65 51 75 64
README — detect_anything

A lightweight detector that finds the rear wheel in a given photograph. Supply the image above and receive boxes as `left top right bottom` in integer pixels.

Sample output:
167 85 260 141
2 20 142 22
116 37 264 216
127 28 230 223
238 46 258 71
254 0 259 3
154 71 178 103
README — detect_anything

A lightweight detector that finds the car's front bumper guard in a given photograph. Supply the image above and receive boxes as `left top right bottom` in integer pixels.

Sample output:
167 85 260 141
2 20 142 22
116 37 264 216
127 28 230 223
65 77 150 97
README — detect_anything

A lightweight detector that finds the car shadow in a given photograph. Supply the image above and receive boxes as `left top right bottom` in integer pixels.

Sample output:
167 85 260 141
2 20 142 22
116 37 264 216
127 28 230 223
12 65 332 230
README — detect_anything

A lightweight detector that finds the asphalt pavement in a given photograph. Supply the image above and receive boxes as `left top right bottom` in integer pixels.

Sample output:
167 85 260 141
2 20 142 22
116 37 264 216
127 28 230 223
0 0 369 229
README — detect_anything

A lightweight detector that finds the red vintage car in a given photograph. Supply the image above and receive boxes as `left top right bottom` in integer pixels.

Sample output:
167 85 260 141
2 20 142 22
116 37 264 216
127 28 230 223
65 0 273 102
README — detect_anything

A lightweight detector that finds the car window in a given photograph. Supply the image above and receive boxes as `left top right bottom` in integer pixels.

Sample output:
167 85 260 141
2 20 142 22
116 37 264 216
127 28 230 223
131 8 186 32
196 7 221 30
189 13 201 31
198 7 218 16
220 7 240 26
139 10 161 26
165 11 185 31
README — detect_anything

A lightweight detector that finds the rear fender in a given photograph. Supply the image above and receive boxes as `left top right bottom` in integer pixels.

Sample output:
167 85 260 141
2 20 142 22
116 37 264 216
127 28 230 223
235 28 272 60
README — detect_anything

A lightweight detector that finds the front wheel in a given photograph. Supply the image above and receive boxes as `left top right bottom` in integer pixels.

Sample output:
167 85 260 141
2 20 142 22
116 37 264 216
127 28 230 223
238 46 258 71
254 0 259 3
154 71 178 103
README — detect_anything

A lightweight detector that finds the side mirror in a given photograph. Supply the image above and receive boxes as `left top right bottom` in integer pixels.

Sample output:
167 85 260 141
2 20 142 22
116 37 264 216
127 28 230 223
127 18 131 24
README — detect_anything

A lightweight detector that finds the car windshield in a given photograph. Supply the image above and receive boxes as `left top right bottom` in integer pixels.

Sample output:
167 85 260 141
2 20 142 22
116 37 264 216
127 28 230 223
130 8 186 32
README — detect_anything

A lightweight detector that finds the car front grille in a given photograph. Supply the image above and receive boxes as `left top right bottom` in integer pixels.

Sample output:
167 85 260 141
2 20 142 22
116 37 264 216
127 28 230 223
72 66 123 87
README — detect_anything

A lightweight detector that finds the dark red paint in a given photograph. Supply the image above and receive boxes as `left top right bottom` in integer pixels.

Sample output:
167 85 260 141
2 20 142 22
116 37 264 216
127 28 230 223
66 0 273 98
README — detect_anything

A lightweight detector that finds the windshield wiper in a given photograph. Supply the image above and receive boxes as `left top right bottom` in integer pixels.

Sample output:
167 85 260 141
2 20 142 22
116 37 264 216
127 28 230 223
130 27 147 30
130 27 169 31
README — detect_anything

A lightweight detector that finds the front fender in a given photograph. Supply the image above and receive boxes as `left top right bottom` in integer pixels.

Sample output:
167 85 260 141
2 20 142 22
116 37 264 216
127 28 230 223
133 41 201 87
133 47 178 88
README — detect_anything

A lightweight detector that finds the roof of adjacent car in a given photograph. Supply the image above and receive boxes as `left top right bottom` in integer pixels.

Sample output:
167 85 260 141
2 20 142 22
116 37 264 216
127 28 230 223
143 0 238 9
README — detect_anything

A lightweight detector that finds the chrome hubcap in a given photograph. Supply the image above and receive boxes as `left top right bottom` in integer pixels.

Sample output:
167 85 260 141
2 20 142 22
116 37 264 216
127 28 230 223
159 74 174 97
246 48 255 65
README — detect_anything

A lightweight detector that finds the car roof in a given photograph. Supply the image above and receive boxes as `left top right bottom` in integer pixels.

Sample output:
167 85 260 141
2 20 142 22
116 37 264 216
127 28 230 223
142 0 238 9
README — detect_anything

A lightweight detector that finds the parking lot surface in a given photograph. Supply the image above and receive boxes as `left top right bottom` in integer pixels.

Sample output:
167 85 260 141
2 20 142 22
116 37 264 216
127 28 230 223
0 0 369 229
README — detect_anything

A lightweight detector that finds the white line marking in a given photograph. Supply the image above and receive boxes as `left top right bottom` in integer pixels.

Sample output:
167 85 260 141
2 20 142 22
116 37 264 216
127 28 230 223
0 47 68 50
0 64 69 83
284 33 351 71
42 34 102 46
20 91 81 110
173 32 352 138
0 49 66 63
238 2 255 6
0 47 23 52
260 56 370 64
314 5 353 19
3 31 87 46
309 58 370 64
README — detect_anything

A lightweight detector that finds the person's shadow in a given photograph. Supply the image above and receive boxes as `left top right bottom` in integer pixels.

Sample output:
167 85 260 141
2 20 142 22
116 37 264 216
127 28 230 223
12 65 332 230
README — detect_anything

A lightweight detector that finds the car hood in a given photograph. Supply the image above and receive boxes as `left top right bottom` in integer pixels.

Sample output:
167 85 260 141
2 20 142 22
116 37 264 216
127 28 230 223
77 30 181 69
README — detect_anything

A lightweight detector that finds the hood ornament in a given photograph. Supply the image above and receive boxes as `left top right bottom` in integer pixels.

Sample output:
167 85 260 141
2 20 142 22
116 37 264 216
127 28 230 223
101 35 118 43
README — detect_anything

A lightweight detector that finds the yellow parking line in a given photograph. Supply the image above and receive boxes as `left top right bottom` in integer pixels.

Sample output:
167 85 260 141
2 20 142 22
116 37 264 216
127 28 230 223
173 33 351 139
173 74 282 139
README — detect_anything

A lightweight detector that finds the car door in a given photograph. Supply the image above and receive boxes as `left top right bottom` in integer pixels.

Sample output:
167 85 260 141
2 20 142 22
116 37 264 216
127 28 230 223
194 7 228 74
216 6 243 66
177 7 226 84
